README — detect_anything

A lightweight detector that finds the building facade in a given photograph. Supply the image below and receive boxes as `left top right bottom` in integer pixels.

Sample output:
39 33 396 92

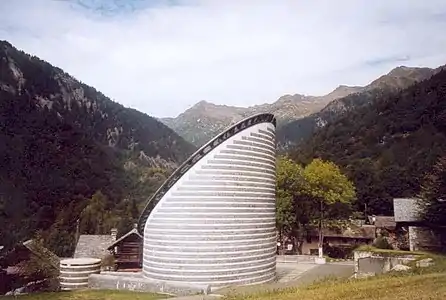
107 227 143 271
138 113 277 287
393 198 442 251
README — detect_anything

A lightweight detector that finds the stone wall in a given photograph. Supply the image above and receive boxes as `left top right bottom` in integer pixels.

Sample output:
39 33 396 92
142 119 277 287
354 251 418 278
409 226 443 252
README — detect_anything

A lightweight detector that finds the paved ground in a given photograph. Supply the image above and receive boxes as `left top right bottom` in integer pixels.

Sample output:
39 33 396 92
172 261 354 300
275 262 317 282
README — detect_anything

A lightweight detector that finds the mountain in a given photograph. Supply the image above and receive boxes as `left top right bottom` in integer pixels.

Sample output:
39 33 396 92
0 40 195 254
290 66 446 216
277 66 437 149
161 66 435 148
161 86 361 147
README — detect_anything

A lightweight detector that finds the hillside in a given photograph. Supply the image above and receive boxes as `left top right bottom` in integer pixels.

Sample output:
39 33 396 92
277 66 437 149
161 66 435 148
161 86 361 147
291 67 446 215
0 41 195 254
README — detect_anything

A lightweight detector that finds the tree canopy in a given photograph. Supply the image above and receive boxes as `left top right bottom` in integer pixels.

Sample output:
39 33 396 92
303 158 356 207
276 156 356 254
276 157 305 241
291 68 446 216
418 156 446 249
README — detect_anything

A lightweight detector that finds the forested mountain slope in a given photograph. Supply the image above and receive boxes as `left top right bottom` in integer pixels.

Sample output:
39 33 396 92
278 66 437 149
0 41 195 254
291 67 446 215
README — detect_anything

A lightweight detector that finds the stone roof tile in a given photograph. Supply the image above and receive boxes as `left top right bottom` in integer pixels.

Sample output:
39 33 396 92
74 235 115 259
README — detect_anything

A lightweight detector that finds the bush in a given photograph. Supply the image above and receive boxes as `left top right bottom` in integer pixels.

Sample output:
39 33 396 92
324 244 357 259
373 237 393 249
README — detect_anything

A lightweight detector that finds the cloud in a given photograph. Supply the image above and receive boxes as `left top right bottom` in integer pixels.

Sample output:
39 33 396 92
1 0 446 117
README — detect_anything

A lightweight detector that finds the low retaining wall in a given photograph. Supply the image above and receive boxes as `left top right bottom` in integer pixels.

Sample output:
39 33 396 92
88 272 211 296
354 251 418 278
276 255 318 263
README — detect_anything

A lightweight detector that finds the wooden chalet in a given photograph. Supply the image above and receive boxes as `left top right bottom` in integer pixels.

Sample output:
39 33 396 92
0 240 60 295
107 227 143 271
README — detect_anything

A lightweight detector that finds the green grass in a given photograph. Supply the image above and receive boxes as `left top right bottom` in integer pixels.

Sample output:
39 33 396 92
3 290 170 300
225 273 446 300
224 252 446 300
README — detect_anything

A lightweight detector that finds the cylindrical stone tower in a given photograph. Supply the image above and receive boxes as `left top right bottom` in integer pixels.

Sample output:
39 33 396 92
59 258 101 290
138 113 277 287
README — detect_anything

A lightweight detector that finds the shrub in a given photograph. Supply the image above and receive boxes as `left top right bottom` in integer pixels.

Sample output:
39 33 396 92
373 237 393 249
324 244 357 259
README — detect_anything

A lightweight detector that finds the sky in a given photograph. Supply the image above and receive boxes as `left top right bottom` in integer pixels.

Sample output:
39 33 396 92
1 0 446 118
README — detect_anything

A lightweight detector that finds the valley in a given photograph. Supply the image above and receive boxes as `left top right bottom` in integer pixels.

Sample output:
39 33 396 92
2 0 446 298
0 40 196 256
0 40 445 298
1 39 445 257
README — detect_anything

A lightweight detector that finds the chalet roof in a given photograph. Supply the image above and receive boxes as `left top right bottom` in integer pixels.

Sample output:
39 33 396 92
22 239 60 270
74 235 116 259
0 239 60 271
394 198 422 222
107 228 142 250
368 216 396 229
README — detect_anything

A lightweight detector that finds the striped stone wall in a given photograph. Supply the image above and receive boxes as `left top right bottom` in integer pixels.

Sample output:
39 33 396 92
142 117 277 287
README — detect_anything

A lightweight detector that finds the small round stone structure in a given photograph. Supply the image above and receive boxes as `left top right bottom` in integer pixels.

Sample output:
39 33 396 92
138 113 277 288
59 258 101 290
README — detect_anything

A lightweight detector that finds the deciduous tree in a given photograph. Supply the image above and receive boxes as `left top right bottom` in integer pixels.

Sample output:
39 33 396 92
302 158 356 258
276 156 305 252
79 190 113 234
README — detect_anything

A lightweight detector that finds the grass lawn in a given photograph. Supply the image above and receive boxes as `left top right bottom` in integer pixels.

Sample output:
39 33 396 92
2 290 170 300
225 252 446 300
225 272 446 300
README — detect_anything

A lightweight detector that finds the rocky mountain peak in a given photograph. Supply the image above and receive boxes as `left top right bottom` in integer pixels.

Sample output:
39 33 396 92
368 66 435 91
275 94 308 104
0 40 195 165
194 100 211 107
387 65 417 77
161 85 360 147
324 85 364 102
160 63 438 149
277 65 438 151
